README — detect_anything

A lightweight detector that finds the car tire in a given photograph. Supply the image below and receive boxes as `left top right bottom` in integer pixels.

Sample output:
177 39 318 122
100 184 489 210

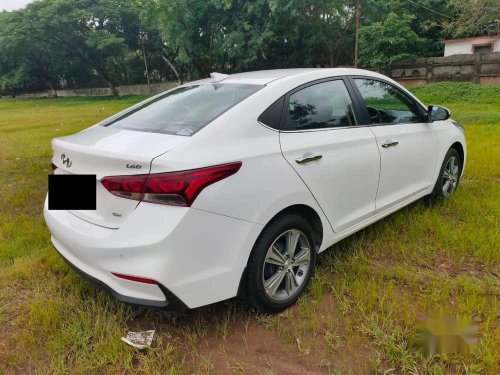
430 148 462 199
244 214 317 313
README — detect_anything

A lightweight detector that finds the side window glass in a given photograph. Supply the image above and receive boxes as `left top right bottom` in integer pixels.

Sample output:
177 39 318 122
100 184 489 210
354 79 422 124
286 80 357 130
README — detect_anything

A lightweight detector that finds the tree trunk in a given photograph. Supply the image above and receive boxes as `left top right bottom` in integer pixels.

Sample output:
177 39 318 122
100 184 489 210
109 83 118 97
142 38 151 93
183 46 207 78
354 0 361 68
48 81 58 98
162 54 183 85
92 62 119 96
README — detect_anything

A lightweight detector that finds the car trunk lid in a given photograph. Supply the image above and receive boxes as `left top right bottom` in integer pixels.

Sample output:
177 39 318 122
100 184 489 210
51 126 189 228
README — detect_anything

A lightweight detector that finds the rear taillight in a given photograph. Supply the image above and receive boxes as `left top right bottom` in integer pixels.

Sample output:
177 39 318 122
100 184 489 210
101 162 242 207
101 174 147 201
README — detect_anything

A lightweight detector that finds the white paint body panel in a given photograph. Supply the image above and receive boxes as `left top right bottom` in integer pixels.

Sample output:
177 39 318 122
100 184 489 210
280 127 380 233
370 122 438 212
44 68 466 309
44 197 263 308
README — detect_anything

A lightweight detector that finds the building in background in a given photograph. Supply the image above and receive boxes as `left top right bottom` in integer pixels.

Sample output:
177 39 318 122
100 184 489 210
443 36 500 56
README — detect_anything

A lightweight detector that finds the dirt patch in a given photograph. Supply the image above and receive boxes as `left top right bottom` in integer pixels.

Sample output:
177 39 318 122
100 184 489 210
194 323 324 374
431 252 500 278
132 295 379 374
0 287 39 375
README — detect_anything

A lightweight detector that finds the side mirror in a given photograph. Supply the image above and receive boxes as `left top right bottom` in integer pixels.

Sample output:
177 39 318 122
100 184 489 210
427 105 451 121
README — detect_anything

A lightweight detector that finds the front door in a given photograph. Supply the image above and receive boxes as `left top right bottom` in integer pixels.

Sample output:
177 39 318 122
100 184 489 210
351 77 438 212
279 78 380 233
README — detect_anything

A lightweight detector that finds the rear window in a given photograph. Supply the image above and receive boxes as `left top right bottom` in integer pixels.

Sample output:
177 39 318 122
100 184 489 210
105 83 263 136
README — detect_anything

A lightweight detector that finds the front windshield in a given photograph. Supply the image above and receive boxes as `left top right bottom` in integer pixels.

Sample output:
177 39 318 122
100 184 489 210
105 83 263 136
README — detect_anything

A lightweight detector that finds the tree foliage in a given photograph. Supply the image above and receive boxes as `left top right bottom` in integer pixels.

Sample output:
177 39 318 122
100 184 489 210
359 12 424 70
0 0 493 96
445 0 500 37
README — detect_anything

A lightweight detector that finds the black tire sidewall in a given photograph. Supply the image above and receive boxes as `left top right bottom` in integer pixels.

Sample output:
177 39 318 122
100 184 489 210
245 214 317 313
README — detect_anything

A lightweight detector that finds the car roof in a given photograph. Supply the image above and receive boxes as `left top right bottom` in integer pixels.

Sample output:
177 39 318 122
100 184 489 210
188 68 386 85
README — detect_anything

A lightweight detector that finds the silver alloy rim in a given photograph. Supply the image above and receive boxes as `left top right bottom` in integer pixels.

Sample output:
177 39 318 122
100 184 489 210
442 156 459 197
262 229 311 301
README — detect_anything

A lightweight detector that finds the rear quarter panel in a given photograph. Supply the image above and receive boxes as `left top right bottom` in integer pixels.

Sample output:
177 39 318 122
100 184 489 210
150 83 335 251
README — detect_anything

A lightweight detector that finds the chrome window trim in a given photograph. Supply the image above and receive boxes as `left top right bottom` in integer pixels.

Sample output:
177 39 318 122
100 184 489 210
258 119 423 134
279 124 370 133
257 121 279 132
257 120 370 133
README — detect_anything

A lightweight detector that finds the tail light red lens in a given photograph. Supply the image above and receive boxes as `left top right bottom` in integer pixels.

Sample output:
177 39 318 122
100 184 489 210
101 174 147 201
101 162 242 207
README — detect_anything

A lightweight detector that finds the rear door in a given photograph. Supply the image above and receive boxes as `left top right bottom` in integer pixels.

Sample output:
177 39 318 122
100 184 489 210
349 77 438 212
279 78 380 233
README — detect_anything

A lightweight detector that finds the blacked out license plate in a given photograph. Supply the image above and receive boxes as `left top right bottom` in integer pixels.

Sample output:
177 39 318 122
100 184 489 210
48 174 96 210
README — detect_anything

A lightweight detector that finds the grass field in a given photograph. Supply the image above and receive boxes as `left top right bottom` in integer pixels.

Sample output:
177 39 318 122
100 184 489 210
0 82 498 374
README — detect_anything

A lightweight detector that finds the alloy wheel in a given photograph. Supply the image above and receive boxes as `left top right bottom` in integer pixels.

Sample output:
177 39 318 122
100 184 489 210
262 229 311 301
442 155 459 197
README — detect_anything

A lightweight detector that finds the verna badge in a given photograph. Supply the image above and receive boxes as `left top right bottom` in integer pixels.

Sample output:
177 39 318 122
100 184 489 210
126 164 142 169
61 154 72 168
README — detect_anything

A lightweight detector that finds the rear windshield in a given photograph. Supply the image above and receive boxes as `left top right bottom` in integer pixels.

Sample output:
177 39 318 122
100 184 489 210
104 83 263 136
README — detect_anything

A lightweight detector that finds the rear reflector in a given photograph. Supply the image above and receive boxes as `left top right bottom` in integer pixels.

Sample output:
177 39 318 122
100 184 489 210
112 273 157 285
101 162 242 207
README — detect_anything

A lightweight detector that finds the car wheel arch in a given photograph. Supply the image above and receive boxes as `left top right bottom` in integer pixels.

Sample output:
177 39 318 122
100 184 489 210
237 203 323 299
267 204 324 250
450 141 464 172
435 141 465 183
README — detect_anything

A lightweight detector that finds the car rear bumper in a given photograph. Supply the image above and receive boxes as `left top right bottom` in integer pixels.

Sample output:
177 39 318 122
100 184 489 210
43 197 263 309
54 241 180 308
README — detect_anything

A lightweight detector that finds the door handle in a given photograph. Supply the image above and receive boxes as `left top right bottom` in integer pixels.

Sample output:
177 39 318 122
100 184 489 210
381 141 399 148
295 154 322 164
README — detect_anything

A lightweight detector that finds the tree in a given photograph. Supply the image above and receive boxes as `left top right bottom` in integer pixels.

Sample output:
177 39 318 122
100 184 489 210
138 0 186 83
2 0 146 95
359 12 424 70
149 0 358 79
264 0 356 68
361 0 452 58
151 0 237 78
446 0 500 37
2 0 487 96
0 11 66 96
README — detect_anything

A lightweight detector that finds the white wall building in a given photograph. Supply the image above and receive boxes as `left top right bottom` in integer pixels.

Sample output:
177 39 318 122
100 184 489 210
443 36 500 56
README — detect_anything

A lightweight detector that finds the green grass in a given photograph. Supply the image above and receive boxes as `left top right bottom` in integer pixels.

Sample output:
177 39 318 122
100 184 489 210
0 82 499 374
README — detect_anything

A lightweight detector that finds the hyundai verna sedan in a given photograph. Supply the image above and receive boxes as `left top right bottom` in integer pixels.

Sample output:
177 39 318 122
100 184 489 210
44 69 466 312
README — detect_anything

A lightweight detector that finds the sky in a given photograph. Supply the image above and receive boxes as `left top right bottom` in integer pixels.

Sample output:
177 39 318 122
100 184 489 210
0 0 32 11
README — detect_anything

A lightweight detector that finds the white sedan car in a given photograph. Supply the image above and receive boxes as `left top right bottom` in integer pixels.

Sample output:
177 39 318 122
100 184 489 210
44 69 466 312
